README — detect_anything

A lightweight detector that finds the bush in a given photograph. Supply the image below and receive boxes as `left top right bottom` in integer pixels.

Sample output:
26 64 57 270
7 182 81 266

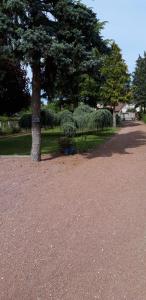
73 103 94 133
19 110 57 130
89 109 113 130
142 114 146 123
74 103 94 115
62 122 76 137
19 113 32 130
58 110 74 126
41 110 57 128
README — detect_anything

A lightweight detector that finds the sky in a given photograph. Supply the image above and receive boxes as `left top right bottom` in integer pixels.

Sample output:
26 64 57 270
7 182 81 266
83 0 146 73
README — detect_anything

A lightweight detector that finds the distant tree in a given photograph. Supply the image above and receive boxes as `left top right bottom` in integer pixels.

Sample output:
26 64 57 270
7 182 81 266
79 74 100 107
99 42 131 126
133 52 146 112
0 58 30 115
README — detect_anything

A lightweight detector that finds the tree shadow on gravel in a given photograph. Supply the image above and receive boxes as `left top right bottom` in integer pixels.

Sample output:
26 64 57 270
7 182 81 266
84 129 146 159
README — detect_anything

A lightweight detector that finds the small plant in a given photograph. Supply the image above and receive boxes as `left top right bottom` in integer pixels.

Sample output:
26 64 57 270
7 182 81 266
62 122 76 137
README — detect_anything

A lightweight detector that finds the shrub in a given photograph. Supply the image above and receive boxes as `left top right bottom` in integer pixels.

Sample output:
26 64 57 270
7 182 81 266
19 110 57 130
74 113 91 133
19 113 32 130
73 103 94 133
41 110 57 128
62 121 76 137
89 109 113 130
142 114 146 123
58 110 74 126
74 103 94 115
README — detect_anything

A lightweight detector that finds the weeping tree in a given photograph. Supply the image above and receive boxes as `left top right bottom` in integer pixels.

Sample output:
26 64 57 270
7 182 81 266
73 103 93 135
89 109 113 131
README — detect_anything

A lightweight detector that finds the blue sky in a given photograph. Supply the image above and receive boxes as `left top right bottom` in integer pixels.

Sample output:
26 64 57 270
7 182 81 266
83 0 146 73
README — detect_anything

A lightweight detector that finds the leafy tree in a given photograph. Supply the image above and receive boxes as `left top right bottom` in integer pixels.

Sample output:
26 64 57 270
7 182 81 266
0 58 30 115
89 109 113 131
79 74 100 107
133 52 146 112
1 0 108 160
43 5 108 106
99 42 131 126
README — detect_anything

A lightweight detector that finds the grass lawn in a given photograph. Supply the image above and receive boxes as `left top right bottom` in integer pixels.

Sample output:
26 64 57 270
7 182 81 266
0 127 116 156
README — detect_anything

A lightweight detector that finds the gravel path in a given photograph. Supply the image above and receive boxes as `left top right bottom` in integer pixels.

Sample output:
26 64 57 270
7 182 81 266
0 121 146 300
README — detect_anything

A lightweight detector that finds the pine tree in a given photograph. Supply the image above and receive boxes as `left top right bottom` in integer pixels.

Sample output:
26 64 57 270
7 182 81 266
133 52 146 112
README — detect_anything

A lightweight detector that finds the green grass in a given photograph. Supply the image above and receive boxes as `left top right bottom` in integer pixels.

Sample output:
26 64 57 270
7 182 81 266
0 127 116 156
142 114 146 124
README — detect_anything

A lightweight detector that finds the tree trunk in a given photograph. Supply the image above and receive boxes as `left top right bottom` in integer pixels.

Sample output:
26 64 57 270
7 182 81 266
113 109 117 127
31 60 41 161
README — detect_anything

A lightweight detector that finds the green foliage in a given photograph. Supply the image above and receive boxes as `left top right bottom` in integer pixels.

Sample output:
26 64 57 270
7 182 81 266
89 109 113 130
0 58 30 115
45 101 60 113
62 122 76 137
99 42 131 107
79 74 100 107
74 103 94 115
133 53 146 109
41 110 57 128
0 127 116 155
19 110 57 129
19 113 32 130
73 103 94 132
59 110 74 126
142 114 146 124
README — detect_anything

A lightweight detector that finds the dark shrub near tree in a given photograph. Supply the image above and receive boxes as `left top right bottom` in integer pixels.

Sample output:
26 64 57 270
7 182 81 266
0 59 30 115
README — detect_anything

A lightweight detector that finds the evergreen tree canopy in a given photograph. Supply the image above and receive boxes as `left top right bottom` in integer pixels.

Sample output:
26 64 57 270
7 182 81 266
0 58 30 115
99 42 130 108
42 2 108 103
133 52 146 108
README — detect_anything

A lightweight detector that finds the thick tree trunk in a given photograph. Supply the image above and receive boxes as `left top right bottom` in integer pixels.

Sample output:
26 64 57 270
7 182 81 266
31 60 41 161
113 110 117 127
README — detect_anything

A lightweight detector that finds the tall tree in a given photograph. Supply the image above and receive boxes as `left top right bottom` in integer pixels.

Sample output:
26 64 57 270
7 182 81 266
99 42 130 126
1 0 107 160
133 52 146 112
42 5 108 106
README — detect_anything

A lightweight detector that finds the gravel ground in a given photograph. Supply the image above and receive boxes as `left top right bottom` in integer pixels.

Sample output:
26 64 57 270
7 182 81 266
0 121 146 300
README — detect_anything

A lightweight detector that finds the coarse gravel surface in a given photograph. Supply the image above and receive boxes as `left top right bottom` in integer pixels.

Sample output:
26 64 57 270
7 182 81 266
0 121 146 300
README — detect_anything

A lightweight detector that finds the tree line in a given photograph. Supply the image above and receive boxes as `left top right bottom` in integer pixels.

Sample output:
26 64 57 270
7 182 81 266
0 0 131 161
